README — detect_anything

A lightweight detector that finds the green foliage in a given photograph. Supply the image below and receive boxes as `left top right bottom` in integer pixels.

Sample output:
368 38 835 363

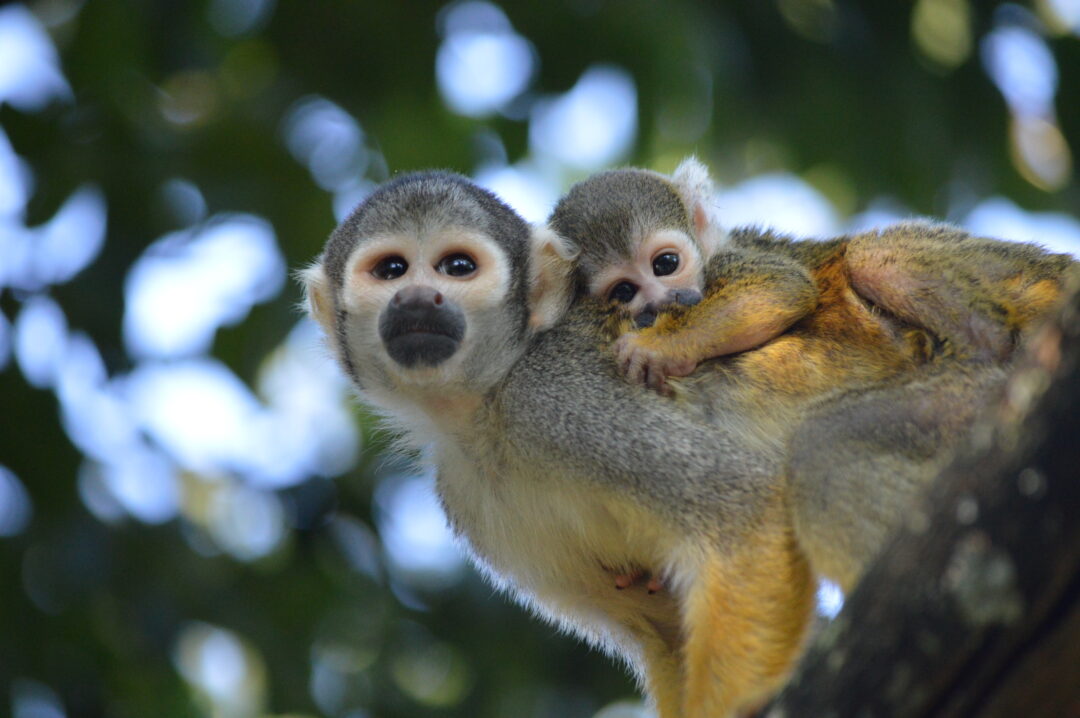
0 1 1075 717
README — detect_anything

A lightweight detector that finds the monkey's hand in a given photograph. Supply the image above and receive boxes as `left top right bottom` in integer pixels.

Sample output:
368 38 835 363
613 331 698 396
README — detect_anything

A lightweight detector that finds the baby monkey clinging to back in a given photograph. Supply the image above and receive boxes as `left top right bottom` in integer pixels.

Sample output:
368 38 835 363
548 158 1073 396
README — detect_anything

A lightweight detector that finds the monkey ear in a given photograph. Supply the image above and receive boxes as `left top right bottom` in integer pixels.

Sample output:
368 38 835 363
671 156 727 257
299 261 335 333
527 225 579 331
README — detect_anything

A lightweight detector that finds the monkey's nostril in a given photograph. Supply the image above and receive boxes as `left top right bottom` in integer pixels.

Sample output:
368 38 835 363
635 311 657 329
434 292 443 306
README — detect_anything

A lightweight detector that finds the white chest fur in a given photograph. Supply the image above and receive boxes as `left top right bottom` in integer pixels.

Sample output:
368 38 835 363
430 434 685 655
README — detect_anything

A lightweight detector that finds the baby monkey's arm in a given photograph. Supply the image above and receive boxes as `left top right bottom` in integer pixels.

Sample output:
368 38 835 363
615 248 819 394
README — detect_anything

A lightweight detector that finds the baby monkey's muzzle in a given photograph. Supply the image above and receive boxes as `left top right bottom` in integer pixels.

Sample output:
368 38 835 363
634 287 703 328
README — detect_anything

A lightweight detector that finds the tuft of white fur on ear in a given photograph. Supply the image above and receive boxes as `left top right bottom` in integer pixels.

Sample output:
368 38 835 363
299 261 335 333
671 156 728 257
527 224 579 331
671 156 712 206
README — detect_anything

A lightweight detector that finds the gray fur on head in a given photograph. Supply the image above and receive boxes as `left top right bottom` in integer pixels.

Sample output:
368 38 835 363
316 172 536 394
547 168 693 290
323 171 533 319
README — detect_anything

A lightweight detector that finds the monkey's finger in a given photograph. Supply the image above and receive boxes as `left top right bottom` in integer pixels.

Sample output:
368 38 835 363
613 337 640 376
644 364 673 397
644 364 660 391
627 355 648 385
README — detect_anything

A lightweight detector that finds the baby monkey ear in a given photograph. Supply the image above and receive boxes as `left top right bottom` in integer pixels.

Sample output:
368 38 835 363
672 156 727 257
299 261 335 334
528 225 580 331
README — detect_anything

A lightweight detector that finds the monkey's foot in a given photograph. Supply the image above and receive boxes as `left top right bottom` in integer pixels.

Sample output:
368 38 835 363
612 333 698 396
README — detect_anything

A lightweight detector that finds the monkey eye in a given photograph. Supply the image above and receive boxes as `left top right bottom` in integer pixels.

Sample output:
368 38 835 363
437 253 477 277
652 253 680 277
608 281 638 304
372 255 408 280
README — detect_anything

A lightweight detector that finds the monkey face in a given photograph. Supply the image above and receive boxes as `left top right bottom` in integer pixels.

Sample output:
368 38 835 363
589 228 705 327
343 226 516 375
304 173 537 401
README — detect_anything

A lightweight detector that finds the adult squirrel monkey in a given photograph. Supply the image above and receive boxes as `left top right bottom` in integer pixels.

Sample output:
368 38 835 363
303 171 1075 717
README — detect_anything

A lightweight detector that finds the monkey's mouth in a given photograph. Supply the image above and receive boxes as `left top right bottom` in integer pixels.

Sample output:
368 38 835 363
381 323 465 368
378 297 467 369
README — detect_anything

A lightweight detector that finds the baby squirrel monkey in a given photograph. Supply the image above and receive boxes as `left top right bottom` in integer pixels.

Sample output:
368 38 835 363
549 158 1073 397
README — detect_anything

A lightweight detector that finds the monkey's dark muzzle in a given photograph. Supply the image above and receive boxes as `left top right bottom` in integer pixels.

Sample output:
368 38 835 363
379 287 466 368
634 288 703 328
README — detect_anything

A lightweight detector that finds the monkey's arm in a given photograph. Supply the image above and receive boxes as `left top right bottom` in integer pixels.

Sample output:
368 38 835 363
846 223 1078 362
615 248 819 393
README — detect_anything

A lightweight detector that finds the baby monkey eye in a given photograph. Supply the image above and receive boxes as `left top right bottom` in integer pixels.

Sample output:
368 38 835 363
609 281 638 304
372 255 408 280
652 253 680 277
438 253 478 277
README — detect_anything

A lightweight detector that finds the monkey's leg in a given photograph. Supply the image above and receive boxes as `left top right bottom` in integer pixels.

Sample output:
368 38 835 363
639 641 686 718
600 582 686 718
680 511 815 717
845 230 1071 362
788 364 1006 590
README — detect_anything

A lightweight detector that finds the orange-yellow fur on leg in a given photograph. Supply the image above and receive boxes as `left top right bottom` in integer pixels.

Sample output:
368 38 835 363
642 644 686 718
845 225 1078 362
679 502 815 718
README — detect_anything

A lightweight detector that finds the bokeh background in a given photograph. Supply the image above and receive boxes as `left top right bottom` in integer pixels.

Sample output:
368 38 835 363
1 1 1078 717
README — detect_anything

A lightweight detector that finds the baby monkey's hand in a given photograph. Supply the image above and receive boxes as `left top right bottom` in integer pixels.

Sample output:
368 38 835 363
613 331 698 396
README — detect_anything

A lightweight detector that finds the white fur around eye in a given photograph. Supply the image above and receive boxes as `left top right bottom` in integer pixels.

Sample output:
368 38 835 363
338 229 514 310
640 230 702 279
338 237 415 319
422 228 512 310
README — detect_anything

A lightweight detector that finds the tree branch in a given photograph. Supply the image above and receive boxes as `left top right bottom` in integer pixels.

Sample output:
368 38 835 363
770 287 1080 718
